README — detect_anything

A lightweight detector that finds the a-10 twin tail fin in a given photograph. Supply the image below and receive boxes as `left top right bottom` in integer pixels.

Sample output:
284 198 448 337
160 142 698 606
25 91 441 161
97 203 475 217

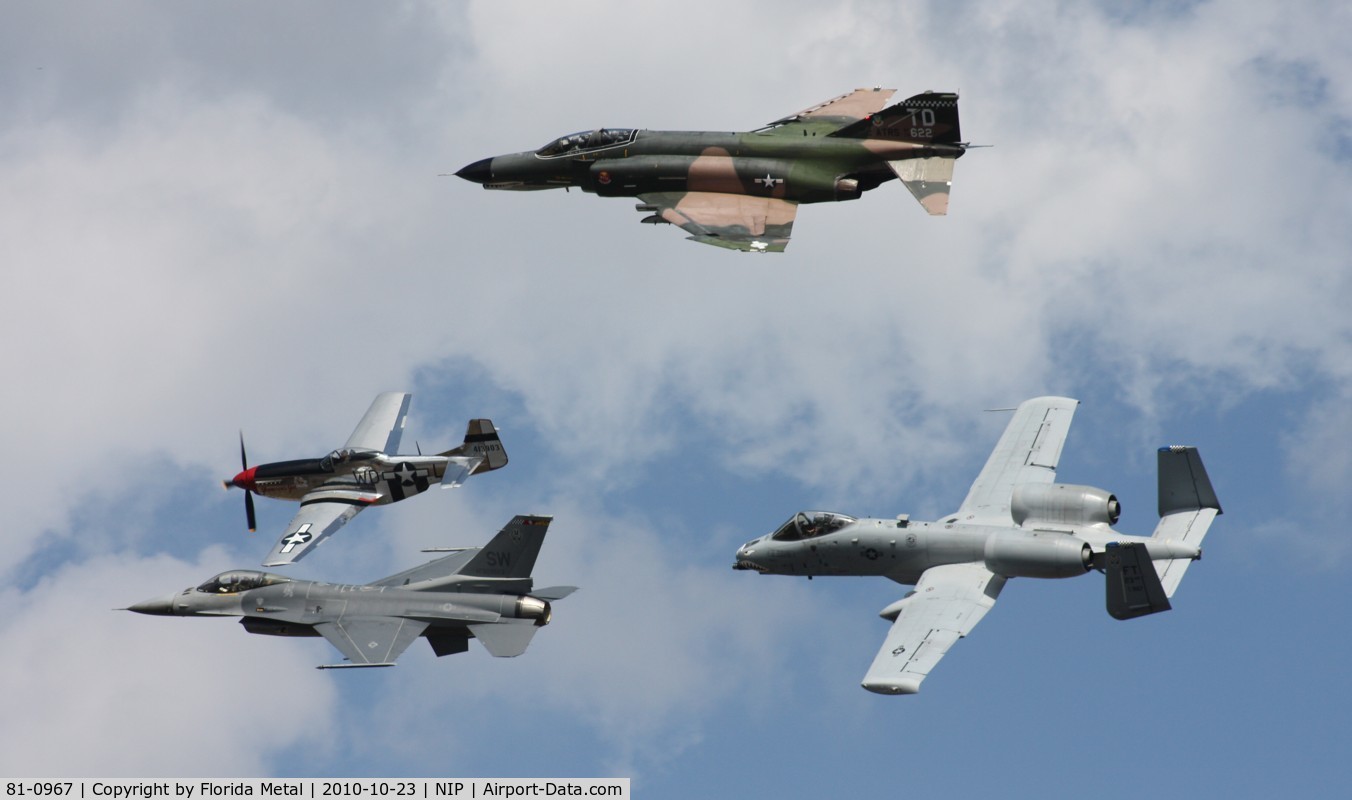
1102 446 1221 619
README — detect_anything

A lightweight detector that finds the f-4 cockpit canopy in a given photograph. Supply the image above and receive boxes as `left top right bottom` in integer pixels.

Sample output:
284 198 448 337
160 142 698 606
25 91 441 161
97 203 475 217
196 571 291 594
536 128 636 158
771 511 857 542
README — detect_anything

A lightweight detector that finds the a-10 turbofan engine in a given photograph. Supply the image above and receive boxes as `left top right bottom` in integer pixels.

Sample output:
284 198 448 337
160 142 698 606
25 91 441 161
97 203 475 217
982 484 1121 580
1010 483 1121 527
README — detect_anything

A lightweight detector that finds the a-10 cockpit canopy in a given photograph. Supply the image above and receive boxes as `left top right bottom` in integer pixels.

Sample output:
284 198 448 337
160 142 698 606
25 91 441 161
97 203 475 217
771 511 857 541
196 571 291 594
536 128 637 158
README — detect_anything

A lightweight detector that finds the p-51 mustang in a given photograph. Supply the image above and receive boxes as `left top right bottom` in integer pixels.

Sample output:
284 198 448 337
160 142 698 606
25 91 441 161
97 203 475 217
456 87 971 252
224 392 507 566
128 515 574 668
733 396 1222 694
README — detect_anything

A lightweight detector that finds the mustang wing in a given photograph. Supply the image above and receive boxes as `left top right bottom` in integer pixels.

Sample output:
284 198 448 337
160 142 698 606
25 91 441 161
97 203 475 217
344 392 412 453
862 563 1006 694
638 191 797 252
769 87 897 132
314 617 429 668
953 396 1079 524
261 493 379 567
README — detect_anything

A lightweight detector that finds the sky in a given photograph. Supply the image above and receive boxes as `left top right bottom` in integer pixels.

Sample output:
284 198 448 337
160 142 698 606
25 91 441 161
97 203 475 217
2 0 1350 796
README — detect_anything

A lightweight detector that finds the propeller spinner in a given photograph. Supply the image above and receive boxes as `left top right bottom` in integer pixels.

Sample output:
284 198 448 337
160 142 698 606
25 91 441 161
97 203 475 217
223 432 258 532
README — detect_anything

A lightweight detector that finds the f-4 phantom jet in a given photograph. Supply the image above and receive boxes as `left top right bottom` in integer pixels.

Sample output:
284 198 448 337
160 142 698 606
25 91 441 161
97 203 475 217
456 88 970 252
733 396 1222 695
128 515 575 668
224 392 507 566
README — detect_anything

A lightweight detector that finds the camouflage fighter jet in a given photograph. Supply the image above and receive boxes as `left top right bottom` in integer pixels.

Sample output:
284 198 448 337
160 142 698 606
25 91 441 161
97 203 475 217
733 396 1222 694
456 88 969 252
127 515 575 668
224 392 507 566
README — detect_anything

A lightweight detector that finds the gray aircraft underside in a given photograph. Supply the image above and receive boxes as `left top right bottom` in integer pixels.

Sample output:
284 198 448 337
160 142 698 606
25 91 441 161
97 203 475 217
733 396 1222 695
128 515 576 668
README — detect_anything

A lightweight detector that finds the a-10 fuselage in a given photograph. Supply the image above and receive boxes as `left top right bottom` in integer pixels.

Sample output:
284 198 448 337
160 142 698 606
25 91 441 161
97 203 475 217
459 129 965 204
734 513 1200 585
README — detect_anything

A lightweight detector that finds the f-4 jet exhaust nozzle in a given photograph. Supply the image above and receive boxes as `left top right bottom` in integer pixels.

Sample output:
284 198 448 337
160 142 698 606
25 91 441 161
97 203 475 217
515 596 552 626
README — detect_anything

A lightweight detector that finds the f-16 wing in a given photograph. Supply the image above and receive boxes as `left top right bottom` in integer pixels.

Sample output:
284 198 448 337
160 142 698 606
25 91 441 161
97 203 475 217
344 392 412 453
637 191 797 252
261 491 380 567
862 563 1006 694
953 396 1079 525
314 617 429 669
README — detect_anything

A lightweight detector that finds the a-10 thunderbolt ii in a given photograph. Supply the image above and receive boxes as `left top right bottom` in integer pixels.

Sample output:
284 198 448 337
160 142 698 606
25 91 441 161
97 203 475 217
127 515 575 668
733 396 1222 694
223 392 507 566
455 87 968 252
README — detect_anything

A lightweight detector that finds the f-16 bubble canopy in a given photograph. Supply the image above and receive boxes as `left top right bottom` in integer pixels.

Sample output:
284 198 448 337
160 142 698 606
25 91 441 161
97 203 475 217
196 571 292 594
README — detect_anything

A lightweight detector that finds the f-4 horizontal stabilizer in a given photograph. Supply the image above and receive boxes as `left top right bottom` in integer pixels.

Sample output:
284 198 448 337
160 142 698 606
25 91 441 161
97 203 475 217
1102 542 1171 620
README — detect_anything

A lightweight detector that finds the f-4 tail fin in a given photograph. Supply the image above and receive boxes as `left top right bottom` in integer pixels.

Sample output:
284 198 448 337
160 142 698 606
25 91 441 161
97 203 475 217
1151 446 1222 597
440 419 508 486
831 92 964 216
830 91 962 144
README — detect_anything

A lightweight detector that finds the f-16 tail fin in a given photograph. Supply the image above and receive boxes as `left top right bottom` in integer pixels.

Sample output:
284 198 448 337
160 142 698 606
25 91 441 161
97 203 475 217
1150 446 1222 597
458 515 552 579
440 418 508 486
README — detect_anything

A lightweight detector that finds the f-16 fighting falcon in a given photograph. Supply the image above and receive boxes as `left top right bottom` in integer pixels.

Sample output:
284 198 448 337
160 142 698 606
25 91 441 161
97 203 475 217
456 88 970 252
733 396 1222 695
224 392 507 566
127 515 575 668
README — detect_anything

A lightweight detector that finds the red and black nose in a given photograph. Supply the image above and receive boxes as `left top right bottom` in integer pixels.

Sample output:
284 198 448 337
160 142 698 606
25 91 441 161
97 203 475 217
225 467 257 492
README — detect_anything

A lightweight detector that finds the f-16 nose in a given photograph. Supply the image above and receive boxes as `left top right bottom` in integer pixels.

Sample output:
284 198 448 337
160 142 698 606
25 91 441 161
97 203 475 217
225 467 257 491
455 157 493 184
126 593 179 615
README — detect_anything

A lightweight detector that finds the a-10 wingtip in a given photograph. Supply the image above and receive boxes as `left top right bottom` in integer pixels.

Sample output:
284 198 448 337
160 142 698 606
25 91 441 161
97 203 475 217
861 678 922 695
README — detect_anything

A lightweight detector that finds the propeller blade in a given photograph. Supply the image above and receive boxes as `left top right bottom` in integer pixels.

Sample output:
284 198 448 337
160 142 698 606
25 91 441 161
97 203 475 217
245 490 257 533
238 431 249 470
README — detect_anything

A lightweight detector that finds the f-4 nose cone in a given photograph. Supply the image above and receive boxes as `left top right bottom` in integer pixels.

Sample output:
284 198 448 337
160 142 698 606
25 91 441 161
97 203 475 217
127 594 178 615
455 157 493 184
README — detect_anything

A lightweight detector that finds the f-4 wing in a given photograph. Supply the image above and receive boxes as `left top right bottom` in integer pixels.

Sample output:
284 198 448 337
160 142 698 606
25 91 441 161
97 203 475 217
953 396 1079 525
261 495 377 567
637 191 797 252
862 563 1006 694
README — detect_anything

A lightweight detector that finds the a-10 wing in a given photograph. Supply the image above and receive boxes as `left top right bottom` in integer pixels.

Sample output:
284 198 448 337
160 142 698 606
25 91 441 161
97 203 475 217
861 563 1006 694
953 396 1079 525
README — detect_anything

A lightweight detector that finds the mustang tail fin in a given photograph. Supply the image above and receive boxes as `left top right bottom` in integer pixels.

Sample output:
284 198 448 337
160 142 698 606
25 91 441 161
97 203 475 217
1150 446 1222 597
440 418 508 486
